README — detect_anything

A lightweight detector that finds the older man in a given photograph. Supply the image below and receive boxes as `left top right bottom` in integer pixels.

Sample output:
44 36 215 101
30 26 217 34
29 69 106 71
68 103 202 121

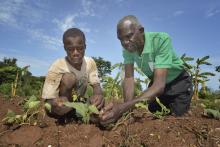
100 15 193 125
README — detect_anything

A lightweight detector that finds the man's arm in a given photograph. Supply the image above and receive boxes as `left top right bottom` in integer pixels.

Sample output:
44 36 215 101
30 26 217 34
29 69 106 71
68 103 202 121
123 64 135 102
119 68 167 111
100 68 167 124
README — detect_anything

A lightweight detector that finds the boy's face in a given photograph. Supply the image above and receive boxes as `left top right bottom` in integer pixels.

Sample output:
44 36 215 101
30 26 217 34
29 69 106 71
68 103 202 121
64 36 85 65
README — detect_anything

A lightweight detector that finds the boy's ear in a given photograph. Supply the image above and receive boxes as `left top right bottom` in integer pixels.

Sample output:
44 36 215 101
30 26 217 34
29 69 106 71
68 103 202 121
64 45 66 50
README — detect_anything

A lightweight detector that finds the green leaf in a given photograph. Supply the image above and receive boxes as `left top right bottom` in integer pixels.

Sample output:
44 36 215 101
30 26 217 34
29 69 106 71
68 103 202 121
8 118 15 124
44 102 52 112
204 109 220 119
6 109 16 117
72 94 78 101
111 63 123 70
135 102 147 109
200 72 215 76
134 66 145 76
28 101 40 109
181 54 194 62
24 95 39 110
64 102 88 119
22 113 27 121
28 95 38 101
200 56 209 62
15 115 22 119
64 102 99 123
200 61 212 65
88 105 99 114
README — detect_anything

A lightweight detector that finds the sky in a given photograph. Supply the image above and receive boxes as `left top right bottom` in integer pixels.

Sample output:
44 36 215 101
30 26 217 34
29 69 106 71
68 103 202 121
0 0 219 90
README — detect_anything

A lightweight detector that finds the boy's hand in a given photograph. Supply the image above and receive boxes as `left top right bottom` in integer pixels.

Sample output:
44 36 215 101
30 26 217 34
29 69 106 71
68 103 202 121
90 95 104 110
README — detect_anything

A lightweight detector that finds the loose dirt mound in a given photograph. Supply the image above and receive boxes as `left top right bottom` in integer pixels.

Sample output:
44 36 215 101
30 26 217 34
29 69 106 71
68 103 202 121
0 96 219 147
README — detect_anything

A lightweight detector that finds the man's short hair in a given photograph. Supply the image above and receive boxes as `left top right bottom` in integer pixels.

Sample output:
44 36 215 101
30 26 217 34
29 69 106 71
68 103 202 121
117 15 141 29
63 28 86 44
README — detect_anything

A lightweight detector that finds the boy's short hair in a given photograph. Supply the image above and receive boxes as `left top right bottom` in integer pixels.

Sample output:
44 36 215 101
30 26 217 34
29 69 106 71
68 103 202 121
63 28 86 44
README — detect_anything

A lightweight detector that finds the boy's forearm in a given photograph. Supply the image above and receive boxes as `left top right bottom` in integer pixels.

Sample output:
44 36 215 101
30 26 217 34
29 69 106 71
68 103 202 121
46 98 72 116
92 83 102 96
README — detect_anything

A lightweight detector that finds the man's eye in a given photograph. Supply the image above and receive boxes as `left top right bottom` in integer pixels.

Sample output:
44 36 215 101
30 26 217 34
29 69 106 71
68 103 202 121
127 33 133 39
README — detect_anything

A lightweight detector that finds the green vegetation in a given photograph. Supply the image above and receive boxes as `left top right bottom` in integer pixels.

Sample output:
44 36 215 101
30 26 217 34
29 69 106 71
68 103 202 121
0 55 220 126
92 56 111 82
2 95 44 125
0 57 44 98
181 54 215 99
64 102 99 123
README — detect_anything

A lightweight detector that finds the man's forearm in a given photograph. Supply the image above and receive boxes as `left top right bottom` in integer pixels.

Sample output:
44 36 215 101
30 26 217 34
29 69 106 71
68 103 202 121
123 77 134 102
120 84 164 114
135 83 164 103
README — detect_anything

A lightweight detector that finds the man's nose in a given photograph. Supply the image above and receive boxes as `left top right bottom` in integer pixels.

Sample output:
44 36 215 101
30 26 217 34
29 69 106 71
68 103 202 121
122 39 130 46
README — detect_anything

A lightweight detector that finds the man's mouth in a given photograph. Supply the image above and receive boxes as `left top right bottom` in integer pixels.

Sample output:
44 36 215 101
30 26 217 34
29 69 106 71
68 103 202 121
127 44 138 52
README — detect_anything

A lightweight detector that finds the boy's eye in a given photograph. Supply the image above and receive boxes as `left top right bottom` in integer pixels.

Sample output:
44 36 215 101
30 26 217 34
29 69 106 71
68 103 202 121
67 46 84 52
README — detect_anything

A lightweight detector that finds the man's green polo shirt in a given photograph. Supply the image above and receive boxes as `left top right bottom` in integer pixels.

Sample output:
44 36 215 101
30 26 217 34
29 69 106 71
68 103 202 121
123 32 184 84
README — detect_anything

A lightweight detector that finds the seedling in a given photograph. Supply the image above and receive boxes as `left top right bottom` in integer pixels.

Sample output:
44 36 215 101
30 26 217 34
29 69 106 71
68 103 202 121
64 102 99 124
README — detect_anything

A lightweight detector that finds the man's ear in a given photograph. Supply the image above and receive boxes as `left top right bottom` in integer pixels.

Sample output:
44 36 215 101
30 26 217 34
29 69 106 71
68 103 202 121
138 26 144 33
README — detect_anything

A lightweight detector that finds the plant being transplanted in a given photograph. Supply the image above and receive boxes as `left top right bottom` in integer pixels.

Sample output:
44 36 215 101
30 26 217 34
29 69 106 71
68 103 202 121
64 102 99 124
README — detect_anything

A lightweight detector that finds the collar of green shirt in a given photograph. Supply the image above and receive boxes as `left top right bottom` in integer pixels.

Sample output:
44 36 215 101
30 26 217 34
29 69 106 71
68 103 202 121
141 32 151 55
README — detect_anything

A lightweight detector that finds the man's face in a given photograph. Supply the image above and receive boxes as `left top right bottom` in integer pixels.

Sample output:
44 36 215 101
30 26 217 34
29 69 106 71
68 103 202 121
64 36 85 65
117 21 144 52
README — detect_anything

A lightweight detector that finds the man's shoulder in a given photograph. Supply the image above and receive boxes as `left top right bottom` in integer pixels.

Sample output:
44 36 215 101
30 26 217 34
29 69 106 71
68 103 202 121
147 32 170 39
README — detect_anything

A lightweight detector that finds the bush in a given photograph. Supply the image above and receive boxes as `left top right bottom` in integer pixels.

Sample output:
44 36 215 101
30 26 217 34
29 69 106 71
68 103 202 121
0 83 11 95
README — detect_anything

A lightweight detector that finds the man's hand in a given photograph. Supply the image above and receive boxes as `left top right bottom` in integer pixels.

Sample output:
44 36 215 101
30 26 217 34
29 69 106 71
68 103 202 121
99 102 123 126
89 95 104 110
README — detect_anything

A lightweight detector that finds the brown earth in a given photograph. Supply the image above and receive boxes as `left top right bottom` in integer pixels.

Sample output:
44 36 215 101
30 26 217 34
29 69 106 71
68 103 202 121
0 95 219 147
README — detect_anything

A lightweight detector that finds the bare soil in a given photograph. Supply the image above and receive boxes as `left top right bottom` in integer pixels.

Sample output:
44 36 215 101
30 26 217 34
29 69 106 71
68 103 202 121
0 95 219 147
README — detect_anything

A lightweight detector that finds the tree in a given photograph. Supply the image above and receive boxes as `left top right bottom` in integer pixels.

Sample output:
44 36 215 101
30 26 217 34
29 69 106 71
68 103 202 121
216 66 220 89
0 57 20 84
92 57 111 81
216 66 220 72
0 57 45 97
2 57 17 67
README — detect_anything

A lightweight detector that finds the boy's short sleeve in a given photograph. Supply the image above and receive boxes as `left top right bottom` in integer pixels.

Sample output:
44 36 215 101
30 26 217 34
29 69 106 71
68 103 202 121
42 71 62 99
42 60 63 99
88 58 100 85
